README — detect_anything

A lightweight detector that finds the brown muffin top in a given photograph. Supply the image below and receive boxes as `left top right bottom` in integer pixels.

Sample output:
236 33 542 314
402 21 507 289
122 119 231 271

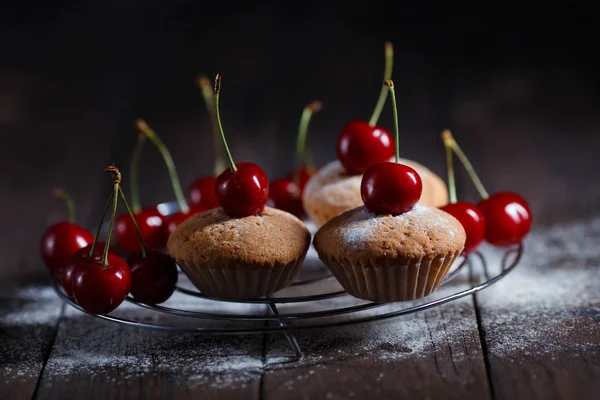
313 205 465 265
167 207 311 269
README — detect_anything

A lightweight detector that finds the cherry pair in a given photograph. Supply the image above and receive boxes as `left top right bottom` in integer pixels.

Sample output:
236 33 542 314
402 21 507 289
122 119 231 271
269 101 322 218
61 166 178 315
439 130 532 252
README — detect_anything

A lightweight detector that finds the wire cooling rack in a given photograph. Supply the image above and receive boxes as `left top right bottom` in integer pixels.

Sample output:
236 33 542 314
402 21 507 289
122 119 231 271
50 201 524 360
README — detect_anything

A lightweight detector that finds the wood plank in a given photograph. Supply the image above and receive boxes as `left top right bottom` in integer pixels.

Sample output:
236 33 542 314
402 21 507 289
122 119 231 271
35 285 265 400
0 281 63 400
476 216 600 400
261 249 491 399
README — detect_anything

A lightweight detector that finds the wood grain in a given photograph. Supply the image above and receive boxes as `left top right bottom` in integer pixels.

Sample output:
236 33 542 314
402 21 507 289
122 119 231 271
0 281 63 400
262 274 491 400
475 217 600 400
35 298 265 400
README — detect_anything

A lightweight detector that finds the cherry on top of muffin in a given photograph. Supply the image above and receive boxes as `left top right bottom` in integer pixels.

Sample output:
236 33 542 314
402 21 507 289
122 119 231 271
360 80 422 216
212 74 270 218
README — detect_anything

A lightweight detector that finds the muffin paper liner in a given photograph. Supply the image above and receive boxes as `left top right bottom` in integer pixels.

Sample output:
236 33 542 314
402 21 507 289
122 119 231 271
176 257 305 300
321 250 463 302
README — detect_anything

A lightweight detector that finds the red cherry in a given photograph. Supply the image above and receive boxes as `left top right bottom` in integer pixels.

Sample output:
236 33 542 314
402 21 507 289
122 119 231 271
188 176 219 209
41 222 94 275
477 191 532 247
71 251 131 315
440 202 485 253
165 206 206 236
268 178 304 218
337 121 395 175
216 162 269 218
61 243 115 298
115 206 166 254
361 162 423 215
127 251 178 304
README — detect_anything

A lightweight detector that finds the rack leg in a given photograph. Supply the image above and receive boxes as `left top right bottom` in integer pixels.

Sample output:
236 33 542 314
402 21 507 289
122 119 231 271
268 302 303 361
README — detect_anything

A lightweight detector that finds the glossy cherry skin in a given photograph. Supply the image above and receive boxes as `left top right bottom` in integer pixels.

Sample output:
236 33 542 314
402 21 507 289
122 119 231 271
268 178 304 218
188 176 220 209
127 251 178 304
477 191 532 247
41 222 94 275
115 206 166 254
61 243 115 298
165 206 206 236
71 252 132 315
361 162 423 215
337 121 395 175
440 202 486 253
216 162 269 218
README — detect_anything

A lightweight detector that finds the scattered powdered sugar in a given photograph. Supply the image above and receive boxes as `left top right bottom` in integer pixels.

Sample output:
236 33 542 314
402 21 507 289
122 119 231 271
266 287 480 367
475 216 600 356
0 285 63 386
1 286 61 326
341 204 453 248
43 311 264 389
5 215 599 385
341 208 380 247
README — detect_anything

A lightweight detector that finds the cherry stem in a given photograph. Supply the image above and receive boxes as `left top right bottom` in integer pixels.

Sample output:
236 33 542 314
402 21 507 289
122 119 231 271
442 130 458 204
197 74 226 176
103 165 122 266
213 74 237 173
442 130 489 199
295 100 322 171
136 119 190 214
384 80 400 163
129 133 146 214
53 188 76 223
89 192 114 258
118 187 147 258
369 42 394 126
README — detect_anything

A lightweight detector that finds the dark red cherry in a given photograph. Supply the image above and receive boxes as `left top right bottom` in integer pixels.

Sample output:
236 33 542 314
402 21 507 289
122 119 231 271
216 162 269 218
477 191 532 247
440 202 485 253
71 252 131 315
41 222 94 275
337 121 395 175
268 178 304 218
115 206 166 254
127 251 178 304
361 162 422 215
188 176 219 209
61 243 115 298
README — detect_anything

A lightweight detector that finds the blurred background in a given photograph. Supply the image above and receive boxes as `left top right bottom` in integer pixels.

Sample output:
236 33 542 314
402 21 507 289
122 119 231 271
1 1 599 280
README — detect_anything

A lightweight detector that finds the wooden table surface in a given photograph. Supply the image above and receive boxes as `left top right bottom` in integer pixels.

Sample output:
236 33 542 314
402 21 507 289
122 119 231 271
2 4 600 398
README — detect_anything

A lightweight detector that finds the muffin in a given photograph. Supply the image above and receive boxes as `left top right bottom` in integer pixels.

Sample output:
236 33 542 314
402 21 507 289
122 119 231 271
167 207 311 300
313 204 465 302
302 158 448 228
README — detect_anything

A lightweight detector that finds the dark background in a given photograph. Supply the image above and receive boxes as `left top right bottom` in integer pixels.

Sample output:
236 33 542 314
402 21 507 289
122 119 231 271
2 1 599 280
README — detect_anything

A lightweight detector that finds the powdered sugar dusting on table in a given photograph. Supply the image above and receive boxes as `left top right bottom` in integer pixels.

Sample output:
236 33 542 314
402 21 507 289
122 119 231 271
475 216 600 356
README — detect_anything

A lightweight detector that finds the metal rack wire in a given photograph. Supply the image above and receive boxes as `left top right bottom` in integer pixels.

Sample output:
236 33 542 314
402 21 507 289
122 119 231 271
50 202 524 360
51 243 522 360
